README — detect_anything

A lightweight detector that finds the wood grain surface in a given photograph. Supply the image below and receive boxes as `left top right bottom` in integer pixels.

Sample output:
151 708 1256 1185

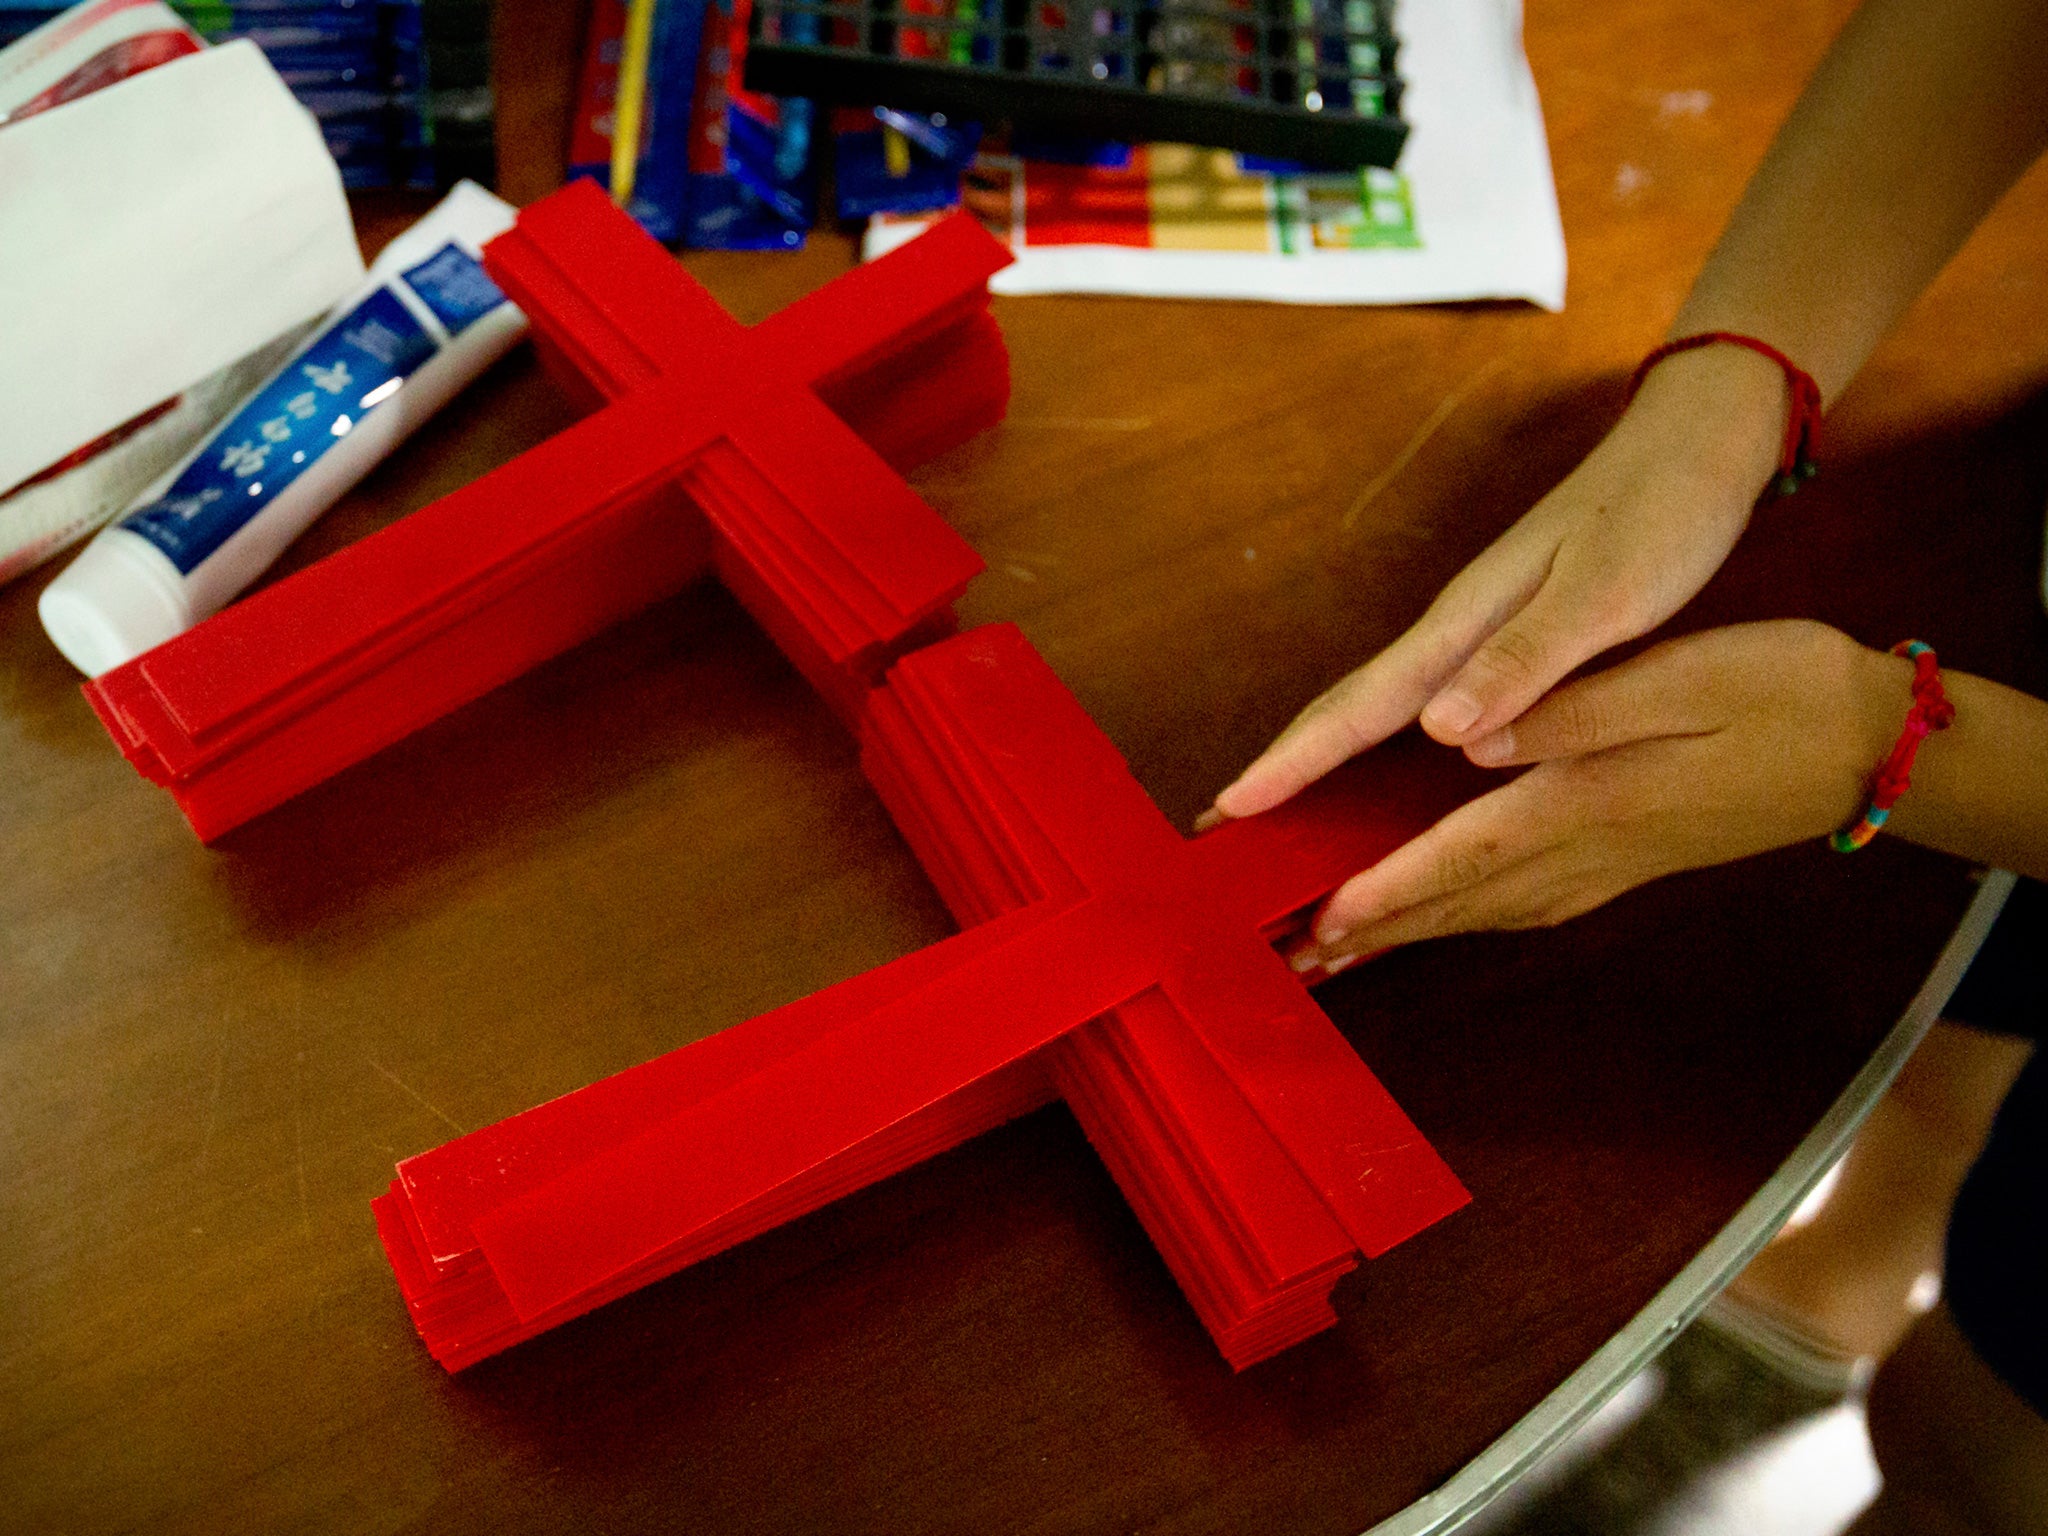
4 2 2046 1532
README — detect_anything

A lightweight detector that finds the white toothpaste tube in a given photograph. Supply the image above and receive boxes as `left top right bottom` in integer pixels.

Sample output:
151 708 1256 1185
40 179 528 676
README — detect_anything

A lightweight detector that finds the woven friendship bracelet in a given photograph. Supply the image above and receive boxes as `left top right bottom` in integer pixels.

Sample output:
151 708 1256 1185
1628 331 1824 498
1832 641 1956 852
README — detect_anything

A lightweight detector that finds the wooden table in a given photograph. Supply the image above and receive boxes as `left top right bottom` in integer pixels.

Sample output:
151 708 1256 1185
5 2 2045 1531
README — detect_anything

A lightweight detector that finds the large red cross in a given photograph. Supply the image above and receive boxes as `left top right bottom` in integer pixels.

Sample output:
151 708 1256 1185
84 178 1010 839
375 621 1479 1371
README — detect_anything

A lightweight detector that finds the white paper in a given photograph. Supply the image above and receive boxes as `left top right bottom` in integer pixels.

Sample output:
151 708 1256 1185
0 40 365 494
864 0 1566 310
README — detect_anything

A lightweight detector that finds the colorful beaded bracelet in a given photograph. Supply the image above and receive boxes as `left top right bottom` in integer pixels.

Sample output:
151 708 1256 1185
1832 641 1956 852
1628 331 1824 498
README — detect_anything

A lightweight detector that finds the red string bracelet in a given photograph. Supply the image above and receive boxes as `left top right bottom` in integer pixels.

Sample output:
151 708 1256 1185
1832 641 1956 852
1627 331 1824 498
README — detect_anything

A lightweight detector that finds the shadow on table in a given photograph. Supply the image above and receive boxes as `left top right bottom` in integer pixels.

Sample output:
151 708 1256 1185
201 582 888 944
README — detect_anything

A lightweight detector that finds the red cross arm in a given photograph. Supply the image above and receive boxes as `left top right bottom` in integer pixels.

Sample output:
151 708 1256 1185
484 176 751 401
377 901 1070 1370
1042 988 1362 1363
375 895 1157 1351
375 1043 1056 1371
1158 946 1469 1258
1183 743 1499 942
753 211 1013 391
862 682 1070 915
393 898 1062 1267
472 898 1156 1322
886 627 1182 875
86 386 717 814
487 181 1012 476
487 180 1009 407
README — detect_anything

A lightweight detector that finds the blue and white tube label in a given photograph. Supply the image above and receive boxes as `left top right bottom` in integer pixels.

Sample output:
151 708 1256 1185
402 245 511 334
119 244 508 575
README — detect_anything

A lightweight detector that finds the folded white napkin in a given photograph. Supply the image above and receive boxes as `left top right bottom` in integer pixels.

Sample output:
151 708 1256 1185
0 39 364 500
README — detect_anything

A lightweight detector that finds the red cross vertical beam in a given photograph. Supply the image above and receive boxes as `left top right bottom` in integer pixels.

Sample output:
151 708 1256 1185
375 624 1479 1371
82 181 1013 841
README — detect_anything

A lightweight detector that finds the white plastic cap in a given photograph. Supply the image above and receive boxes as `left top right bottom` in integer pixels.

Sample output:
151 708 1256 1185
38 529 194 676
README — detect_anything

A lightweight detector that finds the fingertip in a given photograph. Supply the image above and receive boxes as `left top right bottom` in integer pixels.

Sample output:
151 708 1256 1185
1209 783 1261 821
1419 687 1483 743
1464 726 1515 766
1237 678 1410 809
1211 763 1293 820
1283 942 1367 986
1315 880 1381 947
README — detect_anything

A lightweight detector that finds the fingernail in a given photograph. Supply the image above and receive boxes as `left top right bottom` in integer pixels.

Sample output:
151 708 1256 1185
1320 951 1359 977
1287 945 1323 973
1421 689 1482 737
1314 917 1353 948
1193 806 1225 832
1466 727 1513 766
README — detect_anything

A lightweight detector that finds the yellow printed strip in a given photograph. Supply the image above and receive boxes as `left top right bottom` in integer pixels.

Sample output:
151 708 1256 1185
883 124 912 177
609 0 658 207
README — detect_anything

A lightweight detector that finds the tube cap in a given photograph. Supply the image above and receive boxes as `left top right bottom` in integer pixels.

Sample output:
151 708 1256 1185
38 529 194 676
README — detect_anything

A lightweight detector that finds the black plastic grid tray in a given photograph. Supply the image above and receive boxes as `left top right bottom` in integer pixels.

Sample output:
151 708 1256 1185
745 0 1407 169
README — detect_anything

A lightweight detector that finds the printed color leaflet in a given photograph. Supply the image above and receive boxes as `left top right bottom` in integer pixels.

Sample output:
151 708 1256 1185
866 0 1565 308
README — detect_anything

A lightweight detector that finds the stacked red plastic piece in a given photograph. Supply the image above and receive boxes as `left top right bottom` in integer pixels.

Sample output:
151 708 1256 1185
82 178 1010 839
374 628 1481 1372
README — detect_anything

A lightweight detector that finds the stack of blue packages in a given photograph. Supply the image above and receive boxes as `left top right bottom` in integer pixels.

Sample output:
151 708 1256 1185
193 0 433 189
564 0 980 252
565 0 716 246
0 0 490 189
566 0 815 250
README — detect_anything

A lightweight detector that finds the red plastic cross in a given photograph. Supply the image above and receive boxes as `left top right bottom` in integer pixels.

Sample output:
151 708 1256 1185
377 625 1480 1371
84 179 1011 840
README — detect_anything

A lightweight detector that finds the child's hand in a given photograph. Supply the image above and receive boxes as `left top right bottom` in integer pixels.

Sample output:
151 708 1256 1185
1209 345 1791 826
1291 622 1910 963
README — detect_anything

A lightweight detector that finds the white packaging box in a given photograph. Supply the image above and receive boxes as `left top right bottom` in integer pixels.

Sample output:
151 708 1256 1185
0 38 365 496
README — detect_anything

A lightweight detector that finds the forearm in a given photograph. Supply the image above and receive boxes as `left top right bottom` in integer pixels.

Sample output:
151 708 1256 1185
1862 656 2048 882
1602 0 2048 540
1673 0 2048 402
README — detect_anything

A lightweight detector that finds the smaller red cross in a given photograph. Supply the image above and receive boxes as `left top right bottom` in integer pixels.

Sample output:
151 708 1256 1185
84 181 1011 840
